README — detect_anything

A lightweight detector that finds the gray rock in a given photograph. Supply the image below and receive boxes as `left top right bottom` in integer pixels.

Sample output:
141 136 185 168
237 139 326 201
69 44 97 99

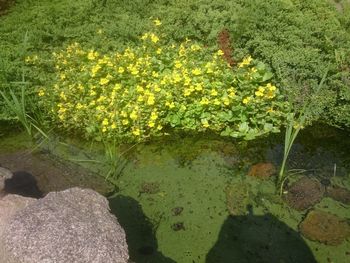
0 194 36 233
1 188 129 263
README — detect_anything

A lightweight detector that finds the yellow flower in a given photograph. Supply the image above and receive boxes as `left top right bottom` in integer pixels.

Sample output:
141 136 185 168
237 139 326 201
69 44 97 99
210 89 218 96
173 74 181 83
154 84 161 92
38 90 45 97
175 61 182 69
151 34 159 43
266 90 275 99
91 64 101 76
243 97 251 104
147 94 155 105
255 90 264 97
195 83 203 91
118 67 125 74
137 95 144 102
165 101 175 109
87 50 98 60
222 97 230 105
150 111 158 120
60 73 66 80
156 48 162 54
184 88 191 96
157 125 163 130
148 121 155 128
238 56 253 68
132 128 141 136
266 83 276 91
201 119 210 128
191 44 201 51
111 123 117 129
152 71 159 78
141 33 149 40
153 19 162 26
122 119 129 125
217 50 224 56
100 77 110 85
192 68 202 76
102 118 109 126
114 83 122 90
131 67 139 75
213 98 220 105
136 85 144 93
200 97 209 105
130 110 138 120
59 91 67 101
121 111 128 118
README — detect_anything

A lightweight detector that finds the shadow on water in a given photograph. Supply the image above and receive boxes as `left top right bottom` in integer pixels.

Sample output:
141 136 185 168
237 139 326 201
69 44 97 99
109 195 176 263
206 206 317 263
4 170 43 198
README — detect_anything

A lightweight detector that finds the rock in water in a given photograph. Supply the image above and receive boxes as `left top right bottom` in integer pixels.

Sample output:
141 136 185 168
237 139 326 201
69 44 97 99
284 177 324 211
1 188 129 263
326 185 350 205
225 182 250 216
299 210 350 245
247 163 276 180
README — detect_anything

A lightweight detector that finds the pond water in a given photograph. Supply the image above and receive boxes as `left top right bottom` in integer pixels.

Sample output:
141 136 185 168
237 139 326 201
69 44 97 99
0 125 349 263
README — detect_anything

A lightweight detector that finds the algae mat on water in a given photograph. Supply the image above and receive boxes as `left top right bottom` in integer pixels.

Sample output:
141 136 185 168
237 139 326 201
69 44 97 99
1 130 350 263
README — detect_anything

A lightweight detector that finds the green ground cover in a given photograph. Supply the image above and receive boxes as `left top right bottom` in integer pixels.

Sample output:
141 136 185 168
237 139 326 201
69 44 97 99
0 0 349 134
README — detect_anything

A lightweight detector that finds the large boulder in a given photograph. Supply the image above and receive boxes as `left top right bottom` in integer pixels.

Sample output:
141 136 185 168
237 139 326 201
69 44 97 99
0 194 36 234
0 188 129 263
299 210 350 245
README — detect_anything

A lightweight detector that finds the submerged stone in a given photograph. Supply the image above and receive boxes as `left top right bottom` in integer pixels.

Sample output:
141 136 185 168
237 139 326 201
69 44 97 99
284 177 324 211
171 207 184 216
225 182 250 216
247 162 276 180
139 182 160 195
171 222 185 231
299 210 350 245
326 185 350 205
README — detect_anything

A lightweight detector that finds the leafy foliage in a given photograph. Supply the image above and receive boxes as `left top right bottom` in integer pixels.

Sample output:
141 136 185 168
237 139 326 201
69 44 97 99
39 26 289 142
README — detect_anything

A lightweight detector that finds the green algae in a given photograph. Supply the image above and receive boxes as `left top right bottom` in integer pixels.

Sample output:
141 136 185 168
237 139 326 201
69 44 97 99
1 126 350 263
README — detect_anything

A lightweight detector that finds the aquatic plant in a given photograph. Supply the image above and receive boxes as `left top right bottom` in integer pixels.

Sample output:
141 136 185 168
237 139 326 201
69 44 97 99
278 70 328 194
38 21 289 142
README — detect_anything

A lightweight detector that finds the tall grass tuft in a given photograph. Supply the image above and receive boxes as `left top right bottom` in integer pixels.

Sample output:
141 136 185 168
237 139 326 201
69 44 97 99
278 70 328 195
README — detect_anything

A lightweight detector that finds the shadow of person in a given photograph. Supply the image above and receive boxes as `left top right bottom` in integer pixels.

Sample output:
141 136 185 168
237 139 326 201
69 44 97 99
206 206 317 263
4 170 43 198
109 194 176 263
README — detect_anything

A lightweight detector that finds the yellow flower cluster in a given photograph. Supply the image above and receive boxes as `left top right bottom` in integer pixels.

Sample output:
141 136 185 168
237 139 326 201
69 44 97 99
42 24 289 141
